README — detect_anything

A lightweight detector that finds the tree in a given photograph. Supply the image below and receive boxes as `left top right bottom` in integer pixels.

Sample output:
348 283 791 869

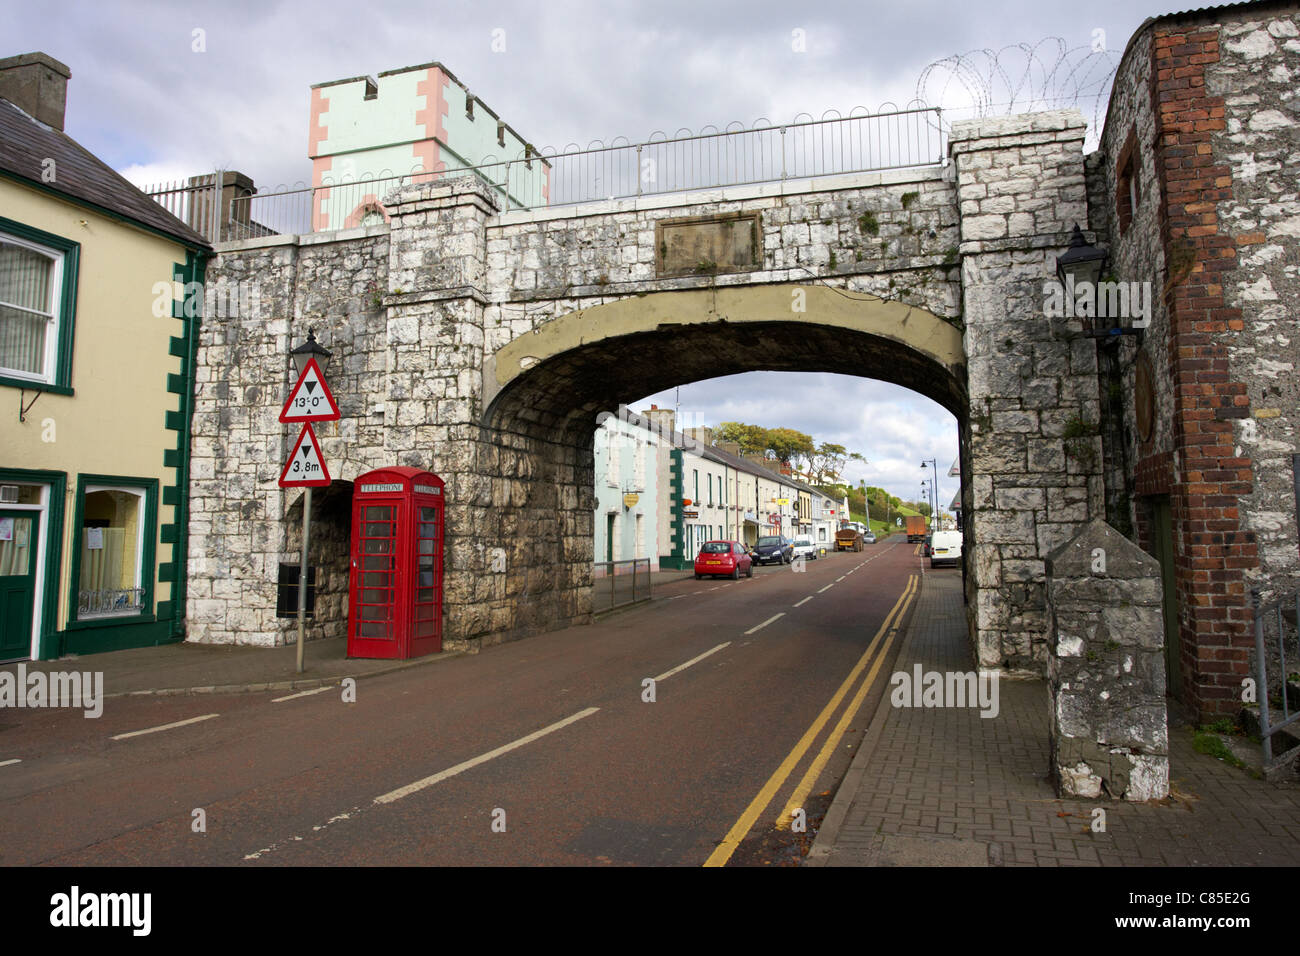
714 422 768 456
764 427 814 465
805 442 865 485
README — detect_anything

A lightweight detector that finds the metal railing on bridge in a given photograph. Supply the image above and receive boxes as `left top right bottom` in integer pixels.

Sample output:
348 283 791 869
139 106 946 242
592 558 653 614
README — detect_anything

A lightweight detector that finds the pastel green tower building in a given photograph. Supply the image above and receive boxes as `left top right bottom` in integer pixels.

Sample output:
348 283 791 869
308 61 549 229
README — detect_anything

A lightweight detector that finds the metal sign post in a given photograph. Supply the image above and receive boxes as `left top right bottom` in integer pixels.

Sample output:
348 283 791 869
280 354 339 674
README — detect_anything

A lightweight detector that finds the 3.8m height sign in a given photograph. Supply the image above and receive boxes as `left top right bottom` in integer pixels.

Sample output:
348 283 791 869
279 358 339 488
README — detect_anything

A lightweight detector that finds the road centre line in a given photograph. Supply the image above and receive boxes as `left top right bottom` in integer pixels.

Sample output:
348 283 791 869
654 642 731 682
272 686 333 703
793 596 813 608
111 713 219 741
703 573 918 867
776 574 918 829
374 707 600 805
744 613 785 635
0 758 20 768
836 576 845 582
817 584 834 593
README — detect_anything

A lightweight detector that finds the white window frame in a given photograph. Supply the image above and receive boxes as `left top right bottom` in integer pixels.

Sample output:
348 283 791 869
0 231 64 385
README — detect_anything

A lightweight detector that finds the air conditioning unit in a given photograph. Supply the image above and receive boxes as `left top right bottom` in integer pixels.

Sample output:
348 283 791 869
0 485 18 503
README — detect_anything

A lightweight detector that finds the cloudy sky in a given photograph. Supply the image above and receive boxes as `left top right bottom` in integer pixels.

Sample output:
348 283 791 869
11 0 1185 504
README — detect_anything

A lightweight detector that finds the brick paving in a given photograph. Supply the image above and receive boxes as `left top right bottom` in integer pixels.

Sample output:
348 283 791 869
809 571 1300 866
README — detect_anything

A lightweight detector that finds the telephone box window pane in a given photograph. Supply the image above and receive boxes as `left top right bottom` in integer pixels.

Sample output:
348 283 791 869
364 506 393 521
362 537 392 554
361 555 392 570
364 522 394 538
357 621 391 638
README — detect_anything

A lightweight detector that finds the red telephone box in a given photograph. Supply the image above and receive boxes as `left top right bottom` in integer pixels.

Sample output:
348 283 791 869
347 467 444 659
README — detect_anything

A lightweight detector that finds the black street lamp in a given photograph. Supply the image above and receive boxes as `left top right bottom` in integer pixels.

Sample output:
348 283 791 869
290 329 333 377
1056 223 1107 289
1056 223 1144 344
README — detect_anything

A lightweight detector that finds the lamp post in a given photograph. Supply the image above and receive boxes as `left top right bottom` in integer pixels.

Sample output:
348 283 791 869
921 458 938 530
290 330 332 674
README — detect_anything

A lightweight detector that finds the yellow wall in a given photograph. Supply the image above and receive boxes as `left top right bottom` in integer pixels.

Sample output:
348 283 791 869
0 177 188 631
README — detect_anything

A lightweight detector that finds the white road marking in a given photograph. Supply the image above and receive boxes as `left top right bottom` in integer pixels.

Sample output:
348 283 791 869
0 758 21 768
374 707 600 805
745 613 785 635
111 713 219 741
793 597 813 608
836 576 846 582
272 686 333 703
818 584 834 593
654 642 731 681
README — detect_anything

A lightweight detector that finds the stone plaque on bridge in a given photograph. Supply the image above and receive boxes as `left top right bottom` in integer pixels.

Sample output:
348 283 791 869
655 212 761 277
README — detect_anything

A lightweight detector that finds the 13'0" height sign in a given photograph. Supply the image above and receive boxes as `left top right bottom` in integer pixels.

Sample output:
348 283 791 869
279 357 339 488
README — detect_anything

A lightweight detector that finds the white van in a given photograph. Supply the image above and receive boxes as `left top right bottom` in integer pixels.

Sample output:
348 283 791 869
929 530 963 568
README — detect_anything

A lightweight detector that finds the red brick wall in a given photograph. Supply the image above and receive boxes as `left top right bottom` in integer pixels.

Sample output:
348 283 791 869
1152 25 1258 717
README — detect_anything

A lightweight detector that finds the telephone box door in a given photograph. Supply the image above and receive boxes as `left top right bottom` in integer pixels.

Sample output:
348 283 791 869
349 499 403 659
411 502 443 658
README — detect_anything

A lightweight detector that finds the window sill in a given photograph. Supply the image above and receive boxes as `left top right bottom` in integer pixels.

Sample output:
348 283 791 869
0 374 73 396
66 612 156 631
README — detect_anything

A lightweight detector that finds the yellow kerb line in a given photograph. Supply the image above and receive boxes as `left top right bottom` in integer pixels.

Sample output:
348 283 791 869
774 574 917 829
702 573 918 867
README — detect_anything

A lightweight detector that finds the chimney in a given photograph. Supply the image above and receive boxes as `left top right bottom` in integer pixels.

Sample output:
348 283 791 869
642 406 676 434
0 53 71 131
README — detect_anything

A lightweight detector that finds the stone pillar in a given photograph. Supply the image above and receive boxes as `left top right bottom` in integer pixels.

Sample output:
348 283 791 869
950 111 1105 673
1046 519 1169 801
382 176 497 645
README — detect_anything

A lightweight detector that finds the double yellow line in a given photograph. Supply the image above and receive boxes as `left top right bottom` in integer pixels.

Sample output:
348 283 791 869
703 573 919 867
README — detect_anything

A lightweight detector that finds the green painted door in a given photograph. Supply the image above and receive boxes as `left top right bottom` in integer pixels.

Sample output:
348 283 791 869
0 511 39 661
606 514 615 564
1150 498 1182 699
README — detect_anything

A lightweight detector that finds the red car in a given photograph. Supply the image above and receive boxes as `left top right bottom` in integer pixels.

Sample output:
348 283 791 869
694 540 753 580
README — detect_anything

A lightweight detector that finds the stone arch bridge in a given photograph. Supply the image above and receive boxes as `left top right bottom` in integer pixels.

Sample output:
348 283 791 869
191 109 1103 675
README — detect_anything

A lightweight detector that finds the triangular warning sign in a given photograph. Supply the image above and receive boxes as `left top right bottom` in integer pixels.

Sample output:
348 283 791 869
280 357 340 422
279 423 332 487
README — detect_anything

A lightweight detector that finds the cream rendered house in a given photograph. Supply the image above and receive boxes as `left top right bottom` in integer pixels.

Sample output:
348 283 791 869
0 53 210 661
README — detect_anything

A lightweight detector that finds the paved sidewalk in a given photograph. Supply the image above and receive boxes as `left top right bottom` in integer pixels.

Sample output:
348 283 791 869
809 571 1300 866
1 636 464 698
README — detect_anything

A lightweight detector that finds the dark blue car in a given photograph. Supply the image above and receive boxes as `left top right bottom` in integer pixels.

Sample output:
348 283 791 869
753 535 794 566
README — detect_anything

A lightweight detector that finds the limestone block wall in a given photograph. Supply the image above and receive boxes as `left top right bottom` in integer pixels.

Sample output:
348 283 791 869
952 110 1106 672
189 228 388 645
1211 9 1300 594
1047 519 1169 802
482 170 963 351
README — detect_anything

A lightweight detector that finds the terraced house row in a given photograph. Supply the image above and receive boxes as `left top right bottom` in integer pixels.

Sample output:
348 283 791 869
594 404 850 569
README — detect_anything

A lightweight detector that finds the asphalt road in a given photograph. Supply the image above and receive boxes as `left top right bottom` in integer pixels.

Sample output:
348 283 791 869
0 536 930 866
